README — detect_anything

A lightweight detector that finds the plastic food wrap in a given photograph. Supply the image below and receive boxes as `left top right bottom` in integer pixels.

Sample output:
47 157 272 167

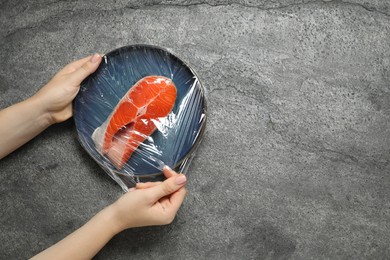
73 45 207 191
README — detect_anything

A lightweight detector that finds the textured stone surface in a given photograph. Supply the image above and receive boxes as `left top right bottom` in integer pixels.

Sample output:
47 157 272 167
1 0 390 259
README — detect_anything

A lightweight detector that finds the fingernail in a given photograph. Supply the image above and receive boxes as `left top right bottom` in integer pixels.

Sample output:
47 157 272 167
175 175 187 185
129 187 136 192
163 165 172 171
90 53 101 63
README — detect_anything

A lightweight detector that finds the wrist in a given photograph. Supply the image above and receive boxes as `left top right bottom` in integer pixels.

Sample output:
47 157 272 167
29 94 56 126
100 204 128 235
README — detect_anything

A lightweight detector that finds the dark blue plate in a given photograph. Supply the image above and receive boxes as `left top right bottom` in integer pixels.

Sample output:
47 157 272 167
74 45 206 181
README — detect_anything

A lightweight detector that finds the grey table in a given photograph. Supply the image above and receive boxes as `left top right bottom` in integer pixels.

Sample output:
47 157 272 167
1 1 389 259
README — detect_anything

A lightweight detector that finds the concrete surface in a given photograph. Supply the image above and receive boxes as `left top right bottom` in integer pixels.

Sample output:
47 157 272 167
1 0 390 259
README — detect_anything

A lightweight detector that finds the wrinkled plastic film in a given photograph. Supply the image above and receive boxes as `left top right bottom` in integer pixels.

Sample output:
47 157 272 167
74 45 207 191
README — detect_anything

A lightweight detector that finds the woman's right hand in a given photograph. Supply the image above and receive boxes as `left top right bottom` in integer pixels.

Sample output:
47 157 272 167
109 166 187 232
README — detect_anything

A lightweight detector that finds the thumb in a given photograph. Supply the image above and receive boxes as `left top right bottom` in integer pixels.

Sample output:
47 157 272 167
149 174 187 201
68 53 102 84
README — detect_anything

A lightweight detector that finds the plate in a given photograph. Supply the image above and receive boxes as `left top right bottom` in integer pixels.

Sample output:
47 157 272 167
74 45 207 187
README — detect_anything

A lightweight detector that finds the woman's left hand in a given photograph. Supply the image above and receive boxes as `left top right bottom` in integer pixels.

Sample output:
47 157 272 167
33 53 102 124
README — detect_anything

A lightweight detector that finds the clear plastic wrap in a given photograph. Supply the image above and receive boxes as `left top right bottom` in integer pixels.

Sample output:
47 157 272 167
74 45 207 191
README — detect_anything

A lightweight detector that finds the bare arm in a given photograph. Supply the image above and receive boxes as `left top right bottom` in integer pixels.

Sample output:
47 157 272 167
0 54 102 159
0 96 52 158
31 167 187 260
31 206 118 260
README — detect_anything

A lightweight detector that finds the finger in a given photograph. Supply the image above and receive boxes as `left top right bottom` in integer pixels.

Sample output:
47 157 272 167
137 167 180 189
68 53 102 84
166 187 187 213
136 182 161 189
61 56 93 74
163 165 179 178
149 174 187 201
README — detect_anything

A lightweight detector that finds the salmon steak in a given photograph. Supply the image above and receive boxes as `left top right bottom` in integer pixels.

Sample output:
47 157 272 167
92 76 177 170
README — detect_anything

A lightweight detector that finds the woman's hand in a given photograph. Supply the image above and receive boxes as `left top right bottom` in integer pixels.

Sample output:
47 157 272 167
32 166 188 260
33 53 102 124
110 166 188 232
0 54 102 159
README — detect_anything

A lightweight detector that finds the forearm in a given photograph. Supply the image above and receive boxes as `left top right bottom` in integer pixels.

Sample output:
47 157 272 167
0 95 53 159
31 206 120 260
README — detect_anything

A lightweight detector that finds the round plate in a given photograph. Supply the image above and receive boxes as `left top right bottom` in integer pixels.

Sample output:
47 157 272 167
74 45 207 178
